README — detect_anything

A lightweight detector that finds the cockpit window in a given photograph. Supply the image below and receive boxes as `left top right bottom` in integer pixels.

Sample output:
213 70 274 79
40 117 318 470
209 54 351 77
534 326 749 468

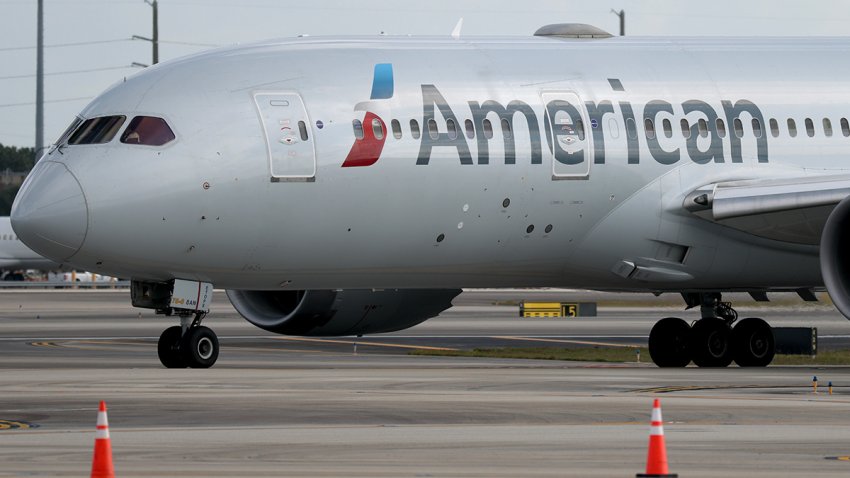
54 117 84 147
120 116 176 146
68 115 126 145
47 117 84 153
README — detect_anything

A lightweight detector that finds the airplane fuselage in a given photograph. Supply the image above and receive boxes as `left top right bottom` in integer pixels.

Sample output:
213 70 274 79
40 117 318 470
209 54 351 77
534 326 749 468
13 35 850 291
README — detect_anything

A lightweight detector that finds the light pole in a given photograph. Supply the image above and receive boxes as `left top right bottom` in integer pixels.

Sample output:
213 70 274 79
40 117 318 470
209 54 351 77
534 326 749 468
35 0 44 159
133 0 159 65
611 9 625 36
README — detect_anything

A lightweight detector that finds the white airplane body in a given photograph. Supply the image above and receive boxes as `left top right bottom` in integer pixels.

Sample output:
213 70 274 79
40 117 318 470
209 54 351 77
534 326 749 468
0 216 58 271
12 25 850 368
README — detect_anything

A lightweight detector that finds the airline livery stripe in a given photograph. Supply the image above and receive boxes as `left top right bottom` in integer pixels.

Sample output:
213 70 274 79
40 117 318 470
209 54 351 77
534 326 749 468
370 63 394 100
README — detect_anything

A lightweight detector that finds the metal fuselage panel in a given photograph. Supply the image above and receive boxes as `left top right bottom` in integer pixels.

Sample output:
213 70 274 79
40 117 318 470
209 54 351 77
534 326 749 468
23 36 850 290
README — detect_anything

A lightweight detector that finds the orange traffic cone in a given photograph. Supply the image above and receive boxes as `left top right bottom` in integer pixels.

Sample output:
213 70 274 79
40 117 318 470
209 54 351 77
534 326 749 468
91 401 115 478
637 399 677 477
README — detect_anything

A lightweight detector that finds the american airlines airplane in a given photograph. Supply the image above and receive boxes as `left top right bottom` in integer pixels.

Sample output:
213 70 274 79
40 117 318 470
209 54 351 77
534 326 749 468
10 24 850 369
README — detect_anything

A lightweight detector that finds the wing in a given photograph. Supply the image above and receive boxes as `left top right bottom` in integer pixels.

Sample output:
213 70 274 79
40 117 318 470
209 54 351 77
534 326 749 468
683 174 850 245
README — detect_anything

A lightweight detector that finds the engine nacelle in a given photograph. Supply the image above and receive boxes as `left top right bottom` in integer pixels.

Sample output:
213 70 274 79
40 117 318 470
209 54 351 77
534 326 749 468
821 195 850 319
226 288 461 336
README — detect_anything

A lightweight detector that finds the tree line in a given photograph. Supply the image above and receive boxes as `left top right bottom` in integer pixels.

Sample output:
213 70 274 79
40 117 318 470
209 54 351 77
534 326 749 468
0 144 36 216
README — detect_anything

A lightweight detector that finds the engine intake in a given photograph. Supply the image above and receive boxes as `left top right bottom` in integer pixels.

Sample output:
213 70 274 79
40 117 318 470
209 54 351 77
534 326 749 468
226 288 461 336
821 195 850 319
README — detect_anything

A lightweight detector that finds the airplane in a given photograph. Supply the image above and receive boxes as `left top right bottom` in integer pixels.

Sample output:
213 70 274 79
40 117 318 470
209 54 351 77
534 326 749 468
0 216 59 277
10 23 850 369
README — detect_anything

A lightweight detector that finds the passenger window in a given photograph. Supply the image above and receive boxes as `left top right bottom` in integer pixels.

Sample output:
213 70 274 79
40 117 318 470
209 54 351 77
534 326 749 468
447 119 458 140
391 119 402 139
824 118 833 137
69 115 126 145
410 119 420 139
465 119 475 139
607 118 619 139
352 119 364 140
787 118 797 137
662 119 672 138
752 118 762 139
626 117 637 140
716 118 726 138
680 119 691 139
769 118 779 138
575 119 585 140
805 118 815 137
842 118 850 137
501 118 512 139
120 116 175 146
644 118 655 140
733 118 744 138
483 119 494 139
698 119 708 138
298 121 309 141
427 119 439 140
372 118 384 140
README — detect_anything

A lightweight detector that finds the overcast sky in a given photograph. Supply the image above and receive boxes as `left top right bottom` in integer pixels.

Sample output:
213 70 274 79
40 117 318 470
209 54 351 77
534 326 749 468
1 0 850 149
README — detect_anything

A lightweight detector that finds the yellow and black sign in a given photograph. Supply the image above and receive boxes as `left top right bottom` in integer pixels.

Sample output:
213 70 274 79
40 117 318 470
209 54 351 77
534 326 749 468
519 301 597 318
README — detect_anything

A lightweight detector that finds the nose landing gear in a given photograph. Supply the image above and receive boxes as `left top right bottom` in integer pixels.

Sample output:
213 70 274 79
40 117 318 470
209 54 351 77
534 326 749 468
157 313 220 368
648 293 775 368
132 279 220 369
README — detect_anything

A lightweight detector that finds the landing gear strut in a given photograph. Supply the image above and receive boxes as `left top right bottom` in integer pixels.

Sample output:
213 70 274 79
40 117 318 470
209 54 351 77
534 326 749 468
647 293 775 368
157 312 220 368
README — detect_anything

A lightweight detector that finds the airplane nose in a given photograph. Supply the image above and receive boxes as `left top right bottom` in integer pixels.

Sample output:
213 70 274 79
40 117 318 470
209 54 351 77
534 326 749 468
11 160 89 262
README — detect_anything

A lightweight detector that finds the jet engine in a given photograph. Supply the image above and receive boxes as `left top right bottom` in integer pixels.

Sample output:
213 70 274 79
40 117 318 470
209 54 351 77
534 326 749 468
821 195 850 319
226 288 462 336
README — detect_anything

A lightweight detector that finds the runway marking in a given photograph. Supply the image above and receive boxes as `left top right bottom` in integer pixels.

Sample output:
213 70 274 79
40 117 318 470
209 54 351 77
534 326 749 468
271 336 457 351
29 339 151 352
225 345 336 355
28 341 62 348
75 340 149 347
631 384 807 393
0 420 38 430
29 339 335 356
492 336 638 348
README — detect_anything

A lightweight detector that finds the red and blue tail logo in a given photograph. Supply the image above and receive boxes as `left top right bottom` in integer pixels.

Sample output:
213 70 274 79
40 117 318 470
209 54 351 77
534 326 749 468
342 63 393 168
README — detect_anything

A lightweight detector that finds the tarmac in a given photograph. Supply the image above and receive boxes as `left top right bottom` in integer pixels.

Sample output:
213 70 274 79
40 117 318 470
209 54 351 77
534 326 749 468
1 289 850 476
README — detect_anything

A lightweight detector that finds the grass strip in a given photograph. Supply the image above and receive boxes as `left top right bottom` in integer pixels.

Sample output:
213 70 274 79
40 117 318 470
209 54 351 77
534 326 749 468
410 346 850 365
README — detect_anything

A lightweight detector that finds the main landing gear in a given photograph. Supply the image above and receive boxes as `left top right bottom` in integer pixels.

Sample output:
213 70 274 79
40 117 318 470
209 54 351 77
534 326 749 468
648 293 775 368
157 312 220 368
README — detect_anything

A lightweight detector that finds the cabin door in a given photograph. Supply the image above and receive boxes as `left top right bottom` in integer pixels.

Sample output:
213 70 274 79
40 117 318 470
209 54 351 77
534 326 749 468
541 91 591 179
254 92 316 180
